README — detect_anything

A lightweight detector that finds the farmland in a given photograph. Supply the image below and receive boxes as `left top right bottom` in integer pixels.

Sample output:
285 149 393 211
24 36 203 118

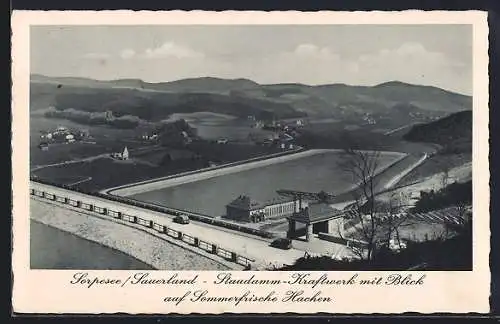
30 112 284 191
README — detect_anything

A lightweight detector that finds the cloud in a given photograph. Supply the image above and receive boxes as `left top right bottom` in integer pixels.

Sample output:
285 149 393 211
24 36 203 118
245 44 344 85
82 52 111 60
142 41 204 59
292 44 339 61
354 42 470 93
120 48 136 60
359 42 449 66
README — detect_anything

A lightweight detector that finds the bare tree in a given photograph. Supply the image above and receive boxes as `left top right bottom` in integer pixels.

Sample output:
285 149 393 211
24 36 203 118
440 163 450 190
337 148 384 261
381 191 412 252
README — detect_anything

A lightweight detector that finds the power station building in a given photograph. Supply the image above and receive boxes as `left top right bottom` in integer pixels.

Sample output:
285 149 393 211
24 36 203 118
225 195 306 223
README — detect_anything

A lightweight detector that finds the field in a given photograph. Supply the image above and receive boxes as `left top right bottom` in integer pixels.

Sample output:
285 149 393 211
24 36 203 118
129 150 405 217
30 115 152 167
163 112 273 141
31 156 208 192
30 113 284 191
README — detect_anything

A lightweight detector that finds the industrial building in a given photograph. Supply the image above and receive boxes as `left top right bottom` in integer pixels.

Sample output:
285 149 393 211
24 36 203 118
287 203 344 242
225 195 306 223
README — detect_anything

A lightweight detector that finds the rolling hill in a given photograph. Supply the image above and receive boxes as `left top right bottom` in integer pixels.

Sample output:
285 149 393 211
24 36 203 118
403 110 472 153
30 74 472 128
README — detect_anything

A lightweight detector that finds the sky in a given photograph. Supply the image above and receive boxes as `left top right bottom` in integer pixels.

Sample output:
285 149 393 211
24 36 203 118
30 25 472 95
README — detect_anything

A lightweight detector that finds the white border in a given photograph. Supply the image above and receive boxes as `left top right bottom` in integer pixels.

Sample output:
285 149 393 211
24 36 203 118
12 10 490 314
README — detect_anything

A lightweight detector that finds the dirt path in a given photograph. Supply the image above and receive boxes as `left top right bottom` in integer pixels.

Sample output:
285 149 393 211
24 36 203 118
31 153 111 172
383 153 429 190
31 145 162 173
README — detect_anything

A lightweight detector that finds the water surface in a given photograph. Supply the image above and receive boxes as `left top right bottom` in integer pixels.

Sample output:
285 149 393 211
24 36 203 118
30 220 154 270
131 151 399 217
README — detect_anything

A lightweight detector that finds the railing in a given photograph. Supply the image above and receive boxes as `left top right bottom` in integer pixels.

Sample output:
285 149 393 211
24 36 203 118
237 255 253 267
121 214 136 223
198 240 212 252
30 184 256 269
182 234 196 245
45 193 55 200
107 209 121 219
31 177 275 240
93 206 107 215
80 202 93 211
137 217 153 228
166 228 180 239
152 222 165 233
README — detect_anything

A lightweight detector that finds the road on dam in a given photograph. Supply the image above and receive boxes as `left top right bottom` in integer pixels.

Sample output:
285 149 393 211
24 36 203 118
31 182 313 267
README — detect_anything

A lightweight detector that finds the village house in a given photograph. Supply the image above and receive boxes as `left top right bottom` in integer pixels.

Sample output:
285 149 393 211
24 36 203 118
111 147 129 160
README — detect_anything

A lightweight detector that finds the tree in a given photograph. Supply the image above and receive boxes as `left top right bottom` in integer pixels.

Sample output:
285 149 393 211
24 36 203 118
381 192 412 252
440 164 450 190
337 148 383 261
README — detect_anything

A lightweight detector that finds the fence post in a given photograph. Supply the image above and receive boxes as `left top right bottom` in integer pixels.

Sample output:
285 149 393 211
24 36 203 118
76 201 81 207
231 252 237 262
211 244 218 254
177 232 183 240
162 225 167 234
132 216 137 223
194 237 199 246
64 197 68 204
148 220 153 228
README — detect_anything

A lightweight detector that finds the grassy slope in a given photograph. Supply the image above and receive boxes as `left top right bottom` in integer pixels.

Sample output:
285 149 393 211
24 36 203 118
30 82 304 121
403 110 472 153
398 111 472 185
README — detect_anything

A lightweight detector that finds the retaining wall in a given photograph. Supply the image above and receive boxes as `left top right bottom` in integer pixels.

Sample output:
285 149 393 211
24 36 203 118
30 186 254 268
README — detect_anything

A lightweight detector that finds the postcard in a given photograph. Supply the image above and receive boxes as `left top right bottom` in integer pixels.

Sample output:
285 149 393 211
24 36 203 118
11 10 490 314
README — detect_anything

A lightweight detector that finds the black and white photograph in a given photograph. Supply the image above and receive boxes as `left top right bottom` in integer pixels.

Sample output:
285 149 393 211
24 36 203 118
28 23 475 272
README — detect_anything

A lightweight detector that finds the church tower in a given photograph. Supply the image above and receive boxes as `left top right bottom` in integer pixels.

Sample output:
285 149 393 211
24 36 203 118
122 147 129 160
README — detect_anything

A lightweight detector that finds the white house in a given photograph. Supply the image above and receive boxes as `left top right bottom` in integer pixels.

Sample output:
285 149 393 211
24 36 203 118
122 147 129 160
65 134 75 143
111 146 130 160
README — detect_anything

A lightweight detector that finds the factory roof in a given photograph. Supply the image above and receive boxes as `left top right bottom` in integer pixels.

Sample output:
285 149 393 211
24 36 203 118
226 195 264 211
290 203 343 224
264 196 294 206
226 195 294 211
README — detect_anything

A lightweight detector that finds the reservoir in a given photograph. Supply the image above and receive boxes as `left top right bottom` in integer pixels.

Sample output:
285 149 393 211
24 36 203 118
30 220 155 270
129 151 402 217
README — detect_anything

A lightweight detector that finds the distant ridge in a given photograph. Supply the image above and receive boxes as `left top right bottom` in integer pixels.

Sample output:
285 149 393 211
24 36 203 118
30 74 472 125
30 74 470 97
